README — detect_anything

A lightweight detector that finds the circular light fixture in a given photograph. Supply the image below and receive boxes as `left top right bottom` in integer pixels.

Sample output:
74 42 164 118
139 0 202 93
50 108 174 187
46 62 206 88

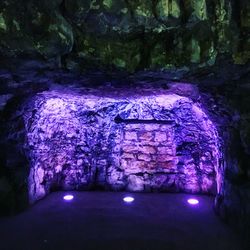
187 198 199 205
123 196 134 203
63 195 74 201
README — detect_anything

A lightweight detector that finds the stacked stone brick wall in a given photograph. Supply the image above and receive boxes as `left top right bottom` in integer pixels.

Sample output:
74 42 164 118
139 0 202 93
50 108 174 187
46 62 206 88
121 123 177 175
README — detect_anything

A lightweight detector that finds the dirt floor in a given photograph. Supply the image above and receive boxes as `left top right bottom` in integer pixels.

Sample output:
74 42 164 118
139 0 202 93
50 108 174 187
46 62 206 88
0 192 244 250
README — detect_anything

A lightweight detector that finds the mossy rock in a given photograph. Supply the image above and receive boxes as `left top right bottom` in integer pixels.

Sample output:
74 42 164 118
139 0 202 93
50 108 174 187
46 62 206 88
0 0 73 58
76 34 141 72
0 0 249 70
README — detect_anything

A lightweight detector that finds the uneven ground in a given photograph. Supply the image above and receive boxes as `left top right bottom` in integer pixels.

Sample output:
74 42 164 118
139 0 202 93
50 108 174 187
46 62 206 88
0 192 244 250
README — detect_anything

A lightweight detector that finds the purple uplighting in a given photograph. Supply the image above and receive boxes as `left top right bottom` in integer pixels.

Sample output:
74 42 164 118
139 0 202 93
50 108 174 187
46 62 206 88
187 198 199 205
25 91 221 203
123 196 134 203
63 195 74 201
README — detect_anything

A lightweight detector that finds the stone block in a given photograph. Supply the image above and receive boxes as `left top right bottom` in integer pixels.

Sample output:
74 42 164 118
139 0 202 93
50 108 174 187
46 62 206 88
160 125 172 131
141 141 159 146
150 174 169 189
123 160 148 174
137 153 151 162
144 124 160 131
127 175 144 192
122 153 135 159
122 140 137 146
122 145 138 153
139 146 156 154
153 155 166 162
155 132 167 142
157 146 173 155
139 132 154 141
107 169 125 188
126 124 144 130
157 160 176 169
124 131 137 140
147 162 159 170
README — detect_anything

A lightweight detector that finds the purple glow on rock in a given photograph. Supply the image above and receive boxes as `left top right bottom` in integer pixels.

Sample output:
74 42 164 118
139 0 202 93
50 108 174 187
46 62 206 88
25 91 221 203
123 196 134 203
63 195 74 201
187 198 199 205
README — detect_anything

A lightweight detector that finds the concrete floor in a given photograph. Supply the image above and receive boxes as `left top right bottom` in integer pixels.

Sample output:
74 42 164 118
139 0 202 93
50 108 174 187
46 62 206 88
0 192 244 250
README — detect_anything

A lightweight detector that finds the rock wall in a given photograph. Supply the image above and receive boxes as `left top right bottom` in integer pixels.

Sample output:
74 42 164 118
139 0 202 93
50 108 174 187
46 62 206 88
119 123 177 192
21 90 220 203
0 68 249 246
0 0 249 71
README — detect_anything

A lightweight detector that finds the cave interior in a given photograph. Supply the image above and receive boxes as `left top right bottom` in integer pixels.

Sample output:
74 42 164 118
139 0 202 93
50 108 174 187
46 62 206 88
0 0 249 250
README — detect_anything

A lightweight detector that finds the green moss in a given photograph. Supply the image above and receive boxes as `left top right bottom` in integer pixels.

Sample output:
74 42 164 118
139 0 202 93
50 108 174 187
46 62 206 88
190 38 200 63
90 0 100 10
151 42 166 67
170 0 181 18
157 0 180 19
48 24 58 32
133 1 153 18
31 12 43 25
135 6 151 17
191 0 207 20
58 32 67 42
35 42 42 49
0 0 247 69
153 24 166 33
207 43 217 66
78 34 141 72
103 0 112 9
159 0 169 17
0 13 7 31
214 0 231 53
100 40 141 72
233 51 250 65
241 3 250 27
13 20 20 31
121 8 128 14
113 58 126 68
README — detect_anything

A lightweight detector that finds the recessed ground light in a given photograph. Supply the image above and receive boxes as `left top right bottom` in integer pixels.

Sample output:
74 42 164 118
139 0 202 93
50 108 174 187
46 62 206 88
123 196 134 203
187 198 199 205
63 195 74 201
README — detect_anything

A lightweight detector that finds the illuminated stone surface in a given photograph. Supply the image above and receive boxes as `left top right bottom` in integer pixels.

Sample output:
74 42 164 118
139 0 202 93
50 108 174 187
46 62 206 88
19 89 220 202
0 69 249 245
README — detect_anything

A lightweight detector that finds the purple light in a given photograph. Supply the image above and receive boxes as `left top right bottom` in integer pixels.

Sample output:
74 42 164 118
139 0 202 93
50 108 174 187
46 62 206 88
187 198 199 205
123 196 134 203
63 195 74 201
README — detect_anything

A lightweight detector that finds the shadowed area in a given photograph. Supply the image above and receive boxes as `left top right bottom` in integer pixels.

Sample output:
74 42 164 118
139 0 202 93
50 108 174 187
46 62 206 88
0 192 243 250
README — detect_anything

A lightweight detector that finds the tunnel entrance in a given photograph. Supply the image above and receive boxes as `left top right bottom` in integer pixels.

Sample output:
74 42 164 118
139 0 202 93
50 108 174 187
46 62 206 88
24 91 221 203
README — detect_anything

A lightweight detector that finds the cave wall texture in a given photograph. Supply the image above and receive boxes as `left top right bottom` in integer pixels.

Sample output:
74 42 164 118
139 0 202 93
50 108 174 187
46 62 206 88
0 0 249 247
23 90 220 203
0 0 249 71
0 70 249 244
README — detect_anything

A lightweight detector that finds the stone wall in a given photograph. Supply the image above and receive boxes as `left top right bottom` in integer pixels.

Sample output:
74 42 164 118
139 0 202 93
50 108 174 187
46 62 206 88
117 123 177 191
0 68 249 246
19 89 221 202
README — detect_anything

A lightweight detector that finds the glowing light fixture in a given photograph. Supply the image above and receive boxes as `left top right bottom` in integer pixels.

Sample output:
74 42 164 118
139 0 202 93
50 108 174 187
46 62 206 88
63 195 74 201
187 198 199 205
123 196 134 203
